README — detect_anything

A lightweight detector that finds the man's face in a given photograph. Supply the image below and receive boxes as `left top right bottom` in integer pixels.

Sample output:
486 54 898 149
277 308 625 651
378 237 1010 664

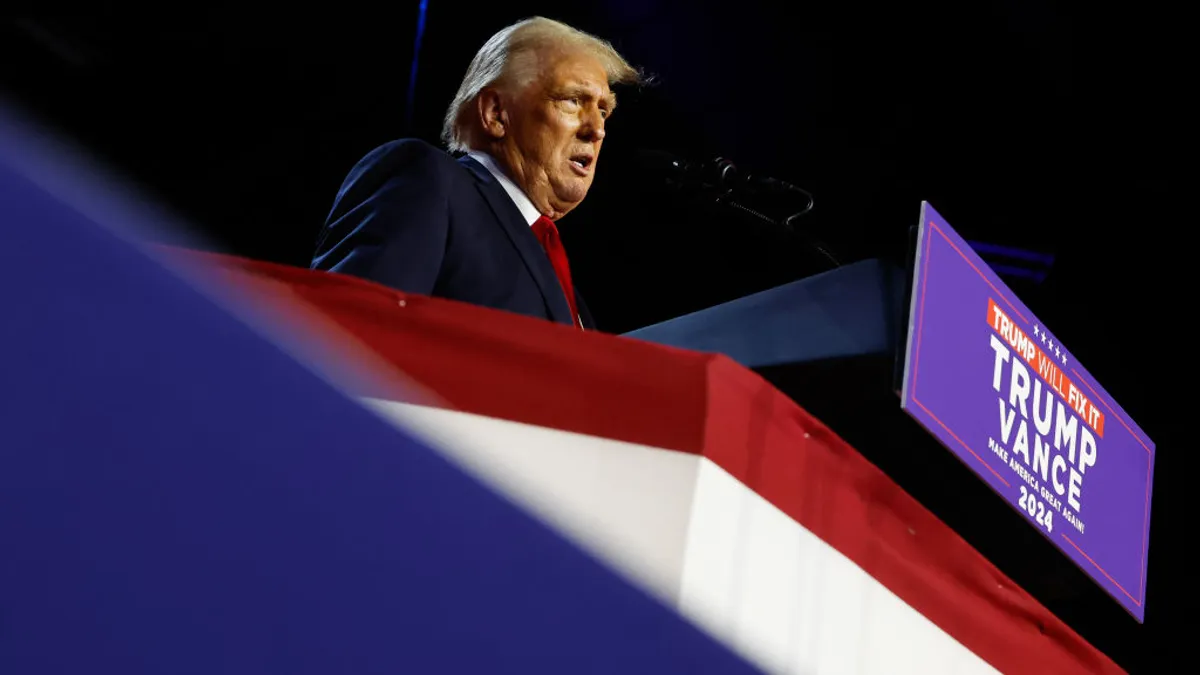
492 49 613 220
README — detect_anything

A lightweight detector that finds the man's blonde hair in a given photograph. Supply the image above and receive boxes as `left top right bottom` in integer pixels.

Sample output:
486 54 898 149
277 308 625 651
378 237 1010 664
441 17 641 153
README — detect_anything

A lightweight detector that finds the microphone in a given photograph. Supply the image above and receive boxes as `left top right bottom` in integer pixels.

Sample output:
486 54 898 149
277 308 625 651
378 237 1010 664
636 149 741 192
635 149 811 201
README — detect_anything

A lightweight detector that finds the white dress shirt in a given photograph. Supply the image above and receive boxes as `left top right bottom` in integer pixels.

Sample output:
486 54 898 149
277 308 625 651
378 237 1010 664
466 150 541 227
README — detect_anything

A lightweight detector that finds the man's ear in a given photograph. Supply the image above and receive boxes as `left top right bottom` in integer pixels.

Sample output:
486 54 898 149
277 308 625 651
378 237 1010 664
477 87 508 140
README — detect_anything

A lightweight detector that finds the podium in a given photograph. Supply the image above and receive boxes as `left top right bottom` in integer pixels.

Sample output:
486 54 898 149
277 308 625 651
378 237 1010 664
1 115 1123 674
168 250 1119 675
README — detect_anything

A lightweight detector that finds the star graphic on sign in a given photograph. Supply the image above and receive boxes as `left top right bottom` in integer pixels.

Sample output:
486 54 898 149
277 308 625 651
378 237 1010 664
1040 332 1047 345
1055 346 1062 360
1033 324 1040 336
1049 339 1056 351
1062 353 1069 366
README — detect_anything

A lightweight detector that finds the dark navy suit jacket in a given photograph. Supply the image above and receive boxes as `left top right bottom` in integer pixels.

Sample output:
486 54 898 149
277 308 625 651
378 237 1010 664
312 139 594 329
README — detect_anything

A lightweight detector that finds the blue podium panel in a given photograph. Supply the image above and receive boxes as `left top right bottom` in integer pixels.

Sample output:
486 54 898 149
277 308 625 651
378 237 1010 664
624 259 906 368
0 153 760 674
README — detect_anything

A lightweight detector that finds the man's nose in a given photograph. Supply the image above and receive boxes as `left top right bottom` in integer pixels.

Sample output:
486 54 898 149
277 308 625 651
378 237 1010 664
579 111 606 141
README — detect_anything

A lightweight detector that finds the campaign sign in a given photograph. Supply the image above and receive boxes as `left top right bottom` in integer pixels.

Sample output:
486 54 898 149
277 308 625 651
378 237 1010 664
900 202 1155 621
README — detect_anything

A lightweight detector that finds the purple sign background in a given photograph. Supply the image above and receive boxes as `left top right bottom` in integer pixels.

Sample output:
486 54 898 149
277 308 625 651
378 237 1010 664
901 202 1155 621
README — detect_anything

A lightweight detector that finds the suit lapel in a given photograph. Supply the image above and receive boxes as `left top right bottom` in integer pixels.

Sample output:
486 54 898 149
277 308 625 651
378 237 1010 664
459 156 576 325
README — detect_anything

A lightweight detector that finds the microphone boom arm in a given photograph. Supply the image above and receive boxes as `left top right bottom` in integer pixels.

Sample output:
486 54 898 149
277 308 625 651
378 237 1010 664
715 180 841 269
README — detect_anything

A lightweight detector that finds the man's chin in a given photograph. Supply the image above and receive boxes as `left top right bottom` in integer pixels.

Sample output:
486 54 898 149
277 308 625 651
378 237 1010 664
551 186 589 213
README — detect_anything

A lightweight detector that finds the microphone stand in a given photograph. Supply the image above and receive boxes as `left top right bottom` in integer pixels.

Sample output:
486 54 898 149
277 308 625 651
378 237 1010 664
638 149 842 271
714 181 843 270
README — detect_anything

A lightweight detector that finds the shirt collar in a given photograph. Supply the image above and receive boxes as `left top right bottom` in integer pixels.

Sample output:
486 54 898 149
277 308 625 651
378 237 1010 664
466 150 541 227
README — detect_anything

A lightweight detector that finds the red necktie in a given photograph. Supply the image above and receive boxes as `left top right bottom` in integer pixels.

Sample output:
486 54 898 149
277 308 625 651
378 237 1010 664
531 215 582 329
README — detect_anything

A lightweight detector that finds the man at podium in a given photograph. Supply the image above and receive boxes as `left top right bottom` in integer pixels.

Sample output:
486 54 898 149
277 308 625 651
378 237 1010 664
311 17 641 330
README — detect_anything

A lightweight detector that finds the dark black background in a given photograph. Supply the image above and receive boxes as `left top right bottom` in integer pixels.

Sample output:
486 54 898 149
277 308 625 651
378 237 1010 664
1 3 1187 671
